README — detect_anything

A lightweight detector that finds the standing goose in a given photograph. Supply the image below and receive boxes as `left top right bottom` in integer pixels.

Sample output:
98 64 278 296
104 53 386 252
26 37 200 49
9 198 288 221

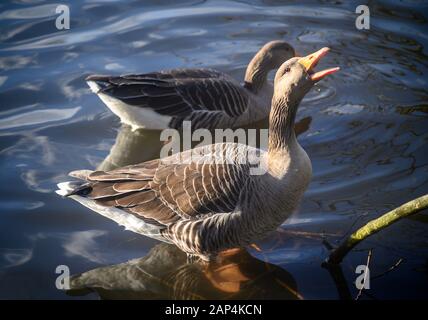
86 41 295 130
57 48 339 261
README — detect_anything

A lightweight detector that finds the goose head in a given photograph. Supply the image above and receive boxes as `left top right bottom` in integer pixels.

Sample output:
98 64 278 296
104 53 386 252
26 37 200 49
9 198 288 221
258 40 296 70
268 47 339 150
245 40 295 92
273 47 339 104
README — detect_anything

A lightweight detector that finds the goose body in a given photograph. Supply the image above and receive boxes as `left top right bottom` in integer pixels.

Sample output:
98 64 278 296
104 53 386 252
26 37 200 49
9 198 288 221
86 41 295 130
58 48 339 261
58 141 311 257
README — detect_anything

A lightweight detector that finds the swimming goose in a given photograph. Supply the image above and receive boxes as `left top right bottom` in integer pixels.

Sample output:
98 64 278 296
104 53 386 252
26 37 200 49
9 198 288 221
57 48 339 261
86 41 295 130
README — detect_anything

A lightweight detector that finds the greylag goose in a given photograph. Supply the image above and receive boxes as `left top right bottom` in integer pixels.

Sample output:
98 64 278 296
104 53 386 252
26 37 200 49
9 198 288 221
86 41 295 130
57 48 339 261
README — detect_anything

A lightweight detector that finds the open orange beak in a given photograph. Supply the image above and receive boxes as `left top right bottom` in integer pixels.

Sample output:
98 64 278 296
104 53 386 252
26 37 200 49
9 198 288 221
298 47 339 81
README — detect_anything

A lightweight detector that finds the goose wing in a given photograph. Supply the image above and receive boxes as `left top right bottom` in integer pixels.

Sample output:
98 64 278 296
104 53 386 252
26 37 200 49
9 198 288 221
87 69 251 129
68 143 260 227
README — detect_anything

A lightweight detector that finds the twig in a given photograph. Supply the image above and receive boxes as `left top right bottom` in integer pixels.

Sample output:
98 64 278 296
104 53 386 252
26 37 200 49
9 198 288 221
322 239 334 251
355 249 372 300
339 212 368 242
326 194 428 264
372 258 404 280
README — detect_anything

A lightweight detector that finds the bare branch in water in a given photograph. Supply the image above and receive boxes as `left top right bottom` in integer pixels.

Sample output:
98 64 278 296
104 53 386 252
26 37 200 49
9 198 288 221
326 194 428 265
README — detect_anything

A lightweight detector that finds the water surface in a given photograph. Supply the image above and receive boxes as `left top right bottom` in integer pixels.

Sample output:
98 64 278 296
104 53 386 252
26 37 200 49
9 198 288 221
0 0 428 299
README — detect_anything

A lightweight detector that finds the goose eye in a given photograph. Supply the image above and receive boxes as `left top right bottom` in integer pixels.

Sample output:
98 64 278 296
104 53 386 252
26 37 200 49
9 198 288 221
283 67 291 74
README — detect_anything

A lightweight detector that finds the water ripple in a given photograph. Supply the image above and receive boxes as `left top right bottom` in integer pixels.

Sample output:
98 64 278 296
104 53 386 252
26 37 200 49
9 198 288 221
0 106 81 130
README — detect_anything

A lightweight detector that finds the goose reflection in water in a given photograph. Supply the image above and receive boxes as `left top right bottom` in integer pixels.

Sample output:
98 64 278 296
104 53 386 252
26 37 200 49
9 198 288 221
67 243 300 300
96 125 164 171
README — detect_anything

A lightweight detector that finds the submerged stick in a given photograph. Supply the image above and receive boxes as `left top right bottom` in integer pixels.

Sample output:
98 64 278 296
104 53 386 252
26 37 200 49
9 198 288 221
327 194 428 265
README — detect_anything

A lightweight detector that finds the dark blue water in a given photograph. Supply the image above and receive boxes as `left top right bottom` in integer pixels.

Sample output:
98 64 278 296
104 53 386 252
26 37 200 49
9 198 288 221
0 0 427 299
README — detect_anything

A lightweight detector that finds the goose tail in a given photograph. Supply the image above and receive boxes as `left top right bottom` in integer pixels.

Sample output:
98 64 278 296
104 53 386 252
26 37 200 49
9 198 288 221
85 75 111 94
55 181 84 197
55 179 168 242
85 74 172 130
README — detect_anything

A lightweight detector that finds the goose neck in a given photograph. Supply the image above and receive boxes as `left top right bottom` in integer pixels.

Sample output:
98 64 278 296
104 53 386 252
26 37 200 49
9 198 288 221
244 55 269 93
268 96 299 153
